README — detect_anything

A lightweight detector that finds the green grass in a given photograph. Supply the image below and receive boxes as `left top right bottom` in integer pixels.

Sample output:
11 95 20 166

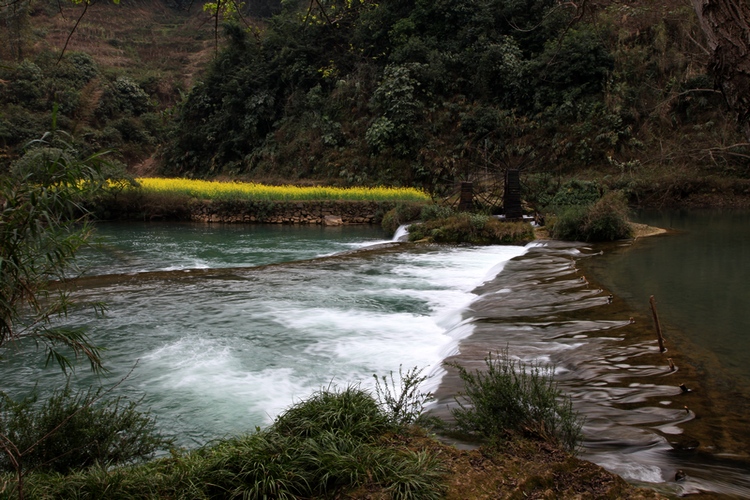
11 385 446 499
4 362 583 499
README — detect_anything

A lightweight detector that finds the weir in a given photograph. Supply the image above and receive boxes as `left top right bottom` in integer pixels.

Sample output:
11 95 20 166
431 240 750 497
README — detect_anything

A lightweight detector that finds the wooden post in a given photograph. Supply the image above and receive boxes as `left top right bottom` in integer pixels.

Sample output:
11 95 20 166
503 169 523 220
649 295 666 353
458 182 473 212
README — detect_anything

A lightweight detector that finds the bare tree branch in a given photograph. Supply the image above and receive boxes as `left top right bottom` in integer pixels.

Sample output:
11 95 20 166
56 0 91 64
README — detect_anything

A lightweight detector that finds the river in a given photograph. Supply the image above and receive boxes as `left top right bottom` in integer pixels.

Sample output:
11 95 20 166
1 216 749 497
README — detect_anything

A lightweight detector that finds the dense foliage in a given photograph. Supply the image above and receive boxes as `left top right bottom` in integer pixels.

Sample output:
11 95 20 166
0 51 172 168
163 0 615 189
2 0 748 205
163 0 747 200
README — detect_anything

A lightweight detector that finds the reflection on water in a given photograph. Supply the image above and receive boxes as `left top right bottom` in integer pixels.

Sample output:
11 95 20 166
585 211 750 383
579 211 750 497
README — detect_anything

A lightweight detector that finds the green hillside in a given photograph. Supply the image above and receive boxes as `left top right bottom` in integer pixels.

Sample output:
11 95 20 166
162 0 749 205
1 0 749 206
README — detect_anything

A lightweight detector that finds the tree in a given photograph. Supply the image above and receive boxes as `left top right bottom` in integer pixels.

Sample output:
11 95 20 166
0 132 114 373
690 0 750 140
0 0 31 61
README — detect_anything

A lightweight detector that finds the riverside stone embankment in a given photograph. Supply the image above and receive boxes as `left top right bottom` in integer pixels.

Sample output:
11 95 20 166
190 200 399 225
99 195 412 225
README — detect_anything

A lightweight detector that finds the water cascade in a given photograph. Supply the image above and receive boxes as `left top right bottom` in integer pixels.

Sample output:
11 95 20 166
392 224 410 242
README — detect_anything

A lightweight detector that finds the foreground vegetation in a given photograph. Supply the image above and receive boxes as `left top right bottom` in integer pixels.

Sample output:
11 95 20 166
1 358 647 499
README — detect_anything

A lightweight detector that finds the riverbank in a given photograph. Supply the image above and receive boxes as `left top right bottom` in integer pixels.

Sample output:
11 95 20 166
533 220 667 241
387 432 665 499
428 432 666 500
94 189 428 225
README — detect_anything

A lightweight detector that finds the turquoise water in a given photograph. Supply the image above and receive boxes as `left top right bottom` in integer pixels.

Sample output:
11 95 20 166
3 222 528 447
78 222 394 275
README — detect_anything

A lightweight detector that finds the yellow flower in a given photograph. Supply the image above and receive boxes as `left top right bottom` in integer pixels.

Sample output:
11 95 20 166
132 178 429 202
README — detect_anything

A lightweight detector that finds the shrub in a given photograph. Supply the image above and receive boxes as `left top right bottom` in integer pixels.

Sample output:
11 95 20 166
419 203 455 222
64 52 99 84
449 349 582 452
381 202 425 236
373 366 434 426
408 213 535 245
550 179 602 207
273 385 391 440
0 384 172 475
9 61 44 105
550 191 632 242
96 76 151 119
10 146 75 179
580 191 633 241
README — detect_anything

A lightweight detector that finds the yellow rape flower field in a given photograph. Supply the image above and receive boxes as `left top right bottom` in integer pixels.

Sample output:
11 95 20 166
133 178 430 202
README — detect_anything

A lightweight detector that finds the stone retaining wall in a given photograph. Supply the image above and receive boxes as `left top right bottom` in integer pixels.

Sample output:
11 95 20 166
95 194 426 225
191 200 397 225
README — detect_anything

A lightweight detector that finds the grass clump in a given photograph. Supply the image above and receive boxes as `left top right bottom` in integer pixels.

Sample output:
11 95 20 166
549 191 633 242
0 386 171 475
381 202 426 236
273 385 391 440
408 213 535 245
449 349 583 452
13 384 446 499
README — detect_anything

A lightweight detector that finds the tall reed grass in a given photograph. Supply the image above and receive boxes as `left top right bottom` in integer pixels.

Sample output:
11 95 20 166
132 178 430 202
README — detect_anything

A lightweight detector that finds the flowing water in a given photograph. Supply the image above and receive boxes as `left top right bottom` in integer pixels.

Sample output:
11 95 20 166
3 222 528 446
2 218 750 497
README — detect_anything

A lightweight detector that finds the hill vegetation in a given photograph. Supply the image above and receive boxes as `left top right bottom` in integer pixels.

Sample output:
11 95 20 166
1 0 748 210
160 0 748 207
